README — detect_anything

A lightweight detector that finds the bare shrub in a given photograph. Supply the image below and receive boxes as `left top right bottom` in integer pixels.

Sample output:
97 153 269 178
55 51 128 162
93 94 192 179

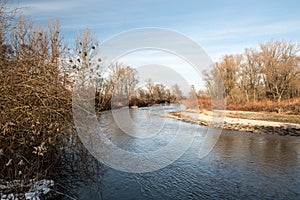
0 15 73 184
227 98 300 115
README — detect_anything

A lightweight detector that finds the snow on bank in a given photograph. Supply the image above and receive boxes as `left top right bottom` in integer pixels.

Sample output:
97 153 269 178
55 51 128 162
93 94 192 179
0 179 54 200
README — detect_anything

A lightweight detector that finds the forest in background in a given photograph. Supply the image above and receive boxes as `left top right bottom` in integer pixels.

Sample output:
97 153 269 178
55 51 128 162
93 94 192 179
186 40 300 114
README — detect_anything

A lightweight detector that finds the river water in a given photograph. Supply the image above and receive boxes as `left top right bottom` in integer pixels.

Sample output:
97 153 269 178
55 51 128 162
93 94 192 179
62 105 300 200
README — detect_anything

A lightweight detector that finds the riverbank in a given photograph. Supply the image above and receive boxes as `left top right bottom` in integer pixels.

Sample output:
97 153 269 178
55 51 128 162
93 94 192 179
163 110 300 136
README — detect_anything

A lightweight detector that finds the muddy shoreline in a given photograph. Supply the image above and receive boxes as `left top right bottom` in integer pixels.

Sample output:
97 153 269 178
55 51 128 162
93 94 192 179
163 110 300 136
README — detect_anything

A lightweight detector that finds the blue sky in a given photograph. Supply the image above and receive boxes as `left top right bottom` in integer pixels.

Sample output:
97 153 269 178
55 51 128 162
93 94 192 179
13 0 300 91
15 0 300 61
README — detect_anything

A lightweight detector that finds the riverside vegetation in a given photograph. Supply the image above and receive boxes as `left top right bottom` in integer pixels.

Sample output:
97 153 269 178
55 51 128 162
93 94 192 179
0 1 181 198
1 0 300 198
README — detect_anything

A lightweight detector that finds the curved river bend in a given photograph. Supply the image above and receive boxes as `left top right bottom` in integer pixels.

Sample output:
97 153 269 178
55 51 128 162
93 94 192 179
62 105 300 200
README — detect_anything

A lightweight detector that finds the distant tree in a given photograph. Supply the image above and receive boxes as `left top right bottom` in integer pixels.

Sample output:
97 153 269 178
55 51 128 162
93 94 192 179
215 54 242 100
94 77 112 111
0 0 18 49
145 78 155 102
240 48 262 101
188 85 197 98
288 73 300 98
202 40 300 104
73 28 101 86
202 66 225 99
109 62 138 98
106 62 139 108
171 83 184 101
152 83 169 102
133 79 172 105
258 40 300 102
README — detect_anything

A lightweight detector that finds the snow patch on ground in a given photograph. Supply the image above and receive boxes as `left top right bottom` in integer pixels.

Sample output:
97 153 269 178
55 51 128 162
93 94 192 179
0 179 54 200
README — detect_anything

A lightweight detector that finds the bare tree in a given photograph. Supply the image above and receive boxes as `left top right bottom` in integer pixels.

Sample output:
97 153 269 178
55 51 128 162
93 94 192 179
215 54 242 100
73 28 101 86
240 48 262 101
109 62 138 98
0 0 18 50
202 40 300 105
171 83 184 101
258 40 300 102
288 72 300 98
188 85 197 99
152 83 167 102
95 77 113 111
202 67 225 99
145 78 154 102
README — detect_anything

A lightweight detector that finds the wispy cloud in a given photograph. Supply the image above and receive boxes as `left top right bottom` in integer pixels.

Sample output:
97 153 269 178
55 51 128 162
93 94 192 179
183 19 300 61
193 20 300 44
13 0 300 63
18 0 83 15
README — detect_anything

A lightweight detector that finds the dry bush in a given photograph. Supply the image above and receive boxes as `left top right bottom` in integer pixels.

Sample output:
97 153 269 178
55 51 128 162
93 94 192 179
184 96 299 115
184 97 226 112
197 97 212 110
183 98 201 110
226 98 300 114
0 17 73 184
183 98 197 110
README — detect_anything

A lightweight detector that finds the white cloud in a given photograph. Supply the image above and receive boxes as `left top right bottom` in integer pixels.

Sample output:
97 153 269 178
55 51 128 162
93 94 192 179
182 19 300 61
18 0 81 15
193 20 300 43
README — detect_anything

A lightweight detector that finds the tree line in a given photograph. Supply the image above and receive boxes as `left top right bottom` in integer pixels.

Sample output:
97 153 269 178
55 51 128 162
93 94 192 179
203 40 300 103
70 28 184 111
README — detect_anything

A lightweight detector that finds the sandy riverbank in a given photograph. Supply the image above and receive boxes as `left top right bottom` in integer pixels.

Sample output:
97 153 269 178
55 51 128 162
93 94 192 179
162 110 300 136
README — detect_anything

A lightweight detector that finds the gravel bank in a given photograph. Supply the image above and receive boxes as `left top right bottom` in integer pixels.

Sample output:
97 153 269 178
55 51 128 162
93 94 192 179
163 110 300 136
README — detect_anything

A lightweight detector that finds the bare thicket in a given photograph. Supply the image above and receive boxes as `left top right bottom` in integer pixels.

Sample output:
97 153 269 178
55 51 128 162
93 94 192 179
240 48 262 101
0 5 108 197
204 40 300 104
214 54 242 100
72 28 101 86
109 62 138 98
0 13 73 184
171 83 184 101
259 41 300 102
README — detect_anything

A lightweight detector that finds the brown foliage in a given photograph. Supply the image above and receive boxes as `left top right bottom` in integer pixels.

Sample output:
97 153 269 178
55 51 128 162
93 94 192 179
183 97 211 110
0 16 72 182
184 97 300 115
205 40 300 103
227 98 300 115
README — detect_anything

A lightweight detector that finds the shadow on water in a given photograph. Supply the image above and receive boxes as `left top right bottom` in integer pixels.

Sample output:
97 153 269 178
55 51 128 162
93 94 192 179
55 135 106 200
57 105 300 200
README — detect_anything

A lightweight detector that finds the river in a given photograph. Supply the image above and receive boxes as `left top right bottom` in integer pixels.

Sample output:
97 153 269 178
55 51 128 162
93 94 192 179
61 105 300 200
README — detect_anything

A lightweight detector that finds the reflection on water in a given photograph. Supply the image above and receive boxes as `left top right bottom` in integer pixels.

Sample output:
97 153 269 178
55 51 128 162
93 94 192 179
61 105 300 200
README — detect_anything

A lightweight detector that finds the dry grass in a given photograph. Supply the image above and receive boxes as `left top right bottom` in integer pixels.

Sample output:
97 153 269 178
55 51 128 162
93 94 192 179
183 97 211 111
227 98 300 115
183 97 300 124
